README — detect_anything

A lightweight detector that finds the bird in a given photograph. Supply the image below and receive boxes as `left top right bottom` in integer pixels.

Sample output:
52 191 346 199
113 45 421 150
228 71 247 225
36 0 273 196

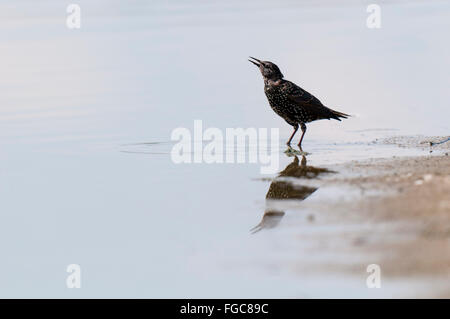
249 57 349 151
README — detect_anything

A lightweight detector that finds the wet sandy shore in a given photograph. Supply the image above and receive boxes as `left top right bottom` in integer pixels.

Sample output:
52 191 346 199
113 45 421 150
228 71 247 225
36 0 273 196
285 136 449 297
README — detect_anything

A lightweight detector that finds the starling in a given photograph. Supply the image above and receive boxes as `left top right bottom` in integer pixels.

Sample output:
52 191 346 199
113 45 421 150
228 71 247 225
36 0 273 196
249 57 349 150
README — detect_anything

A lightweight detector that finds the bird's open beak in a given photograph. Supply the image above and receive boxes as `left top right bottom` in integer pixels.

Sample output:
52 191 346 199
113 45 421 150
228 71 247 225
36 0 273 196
248 56 261 67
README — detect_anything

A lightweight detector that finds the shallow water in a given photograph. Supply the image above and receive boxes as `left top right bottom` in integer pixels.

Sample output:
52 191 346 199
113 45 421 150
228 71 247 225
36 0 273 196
0 0 449 297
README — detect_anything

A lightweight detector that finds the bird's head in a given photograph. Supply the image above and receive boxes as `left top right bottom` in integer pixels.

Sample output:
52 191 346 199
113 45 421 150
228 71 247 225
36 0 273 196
248 57 284 80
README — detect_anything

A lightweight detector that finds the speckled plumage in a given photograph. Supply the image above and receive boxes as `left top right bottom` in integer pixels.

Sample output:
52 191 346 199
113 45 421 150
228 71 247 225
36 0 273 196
249 57 349 149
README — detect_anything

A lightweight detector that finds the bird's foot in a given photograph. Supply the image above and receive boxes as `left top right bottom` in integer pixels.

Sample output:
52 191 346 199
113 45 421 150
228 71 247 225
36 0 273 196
297 144 310 156
284 146 304 157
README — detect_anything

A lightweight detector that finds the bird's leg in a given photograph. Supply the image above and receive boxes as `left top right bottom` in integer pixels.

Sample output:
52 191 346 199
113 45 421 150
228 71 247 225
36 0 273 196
284 125 303 156
286 124 299 146
297 123 307 151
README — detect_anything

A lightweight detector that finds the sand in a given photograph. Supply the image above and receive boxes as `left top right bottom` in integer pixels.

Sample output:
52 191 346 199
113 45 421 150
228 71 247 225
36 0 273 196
304 137 450 297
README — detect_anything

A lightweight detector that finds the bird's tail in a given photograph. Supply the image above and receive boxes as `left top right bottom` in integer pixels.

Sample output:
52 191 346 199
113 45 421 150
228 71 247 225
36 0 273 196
329 108 350 121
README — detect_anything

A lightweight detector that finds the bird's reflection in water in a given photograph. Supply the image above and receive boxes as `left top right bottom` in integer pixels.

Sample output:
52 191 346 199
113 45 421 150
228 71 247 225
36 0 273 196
251 155 333 234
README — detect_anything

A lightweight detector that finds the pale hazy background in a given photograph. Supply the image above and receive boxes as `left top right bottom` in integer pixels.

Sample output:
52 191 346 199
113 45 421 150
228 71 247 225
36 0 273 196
0 0 449 297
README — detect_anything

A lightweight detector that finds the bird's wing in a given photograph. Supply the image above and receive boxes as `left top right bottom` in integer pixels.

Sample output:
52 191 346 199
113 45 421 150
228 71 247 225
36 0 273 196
281 80 342 120
280 80 324 107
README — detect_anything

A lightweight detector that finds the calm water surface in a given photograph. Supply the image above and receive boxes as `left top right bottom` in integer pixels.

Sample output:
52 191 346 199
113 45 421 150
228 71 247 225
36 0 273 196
1 0 449 297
